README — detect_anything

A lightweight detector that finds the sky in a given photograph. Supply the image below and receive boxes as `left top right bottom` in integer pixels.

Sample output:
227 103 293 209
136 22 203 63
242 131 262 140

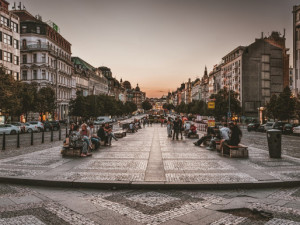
9 0 300 97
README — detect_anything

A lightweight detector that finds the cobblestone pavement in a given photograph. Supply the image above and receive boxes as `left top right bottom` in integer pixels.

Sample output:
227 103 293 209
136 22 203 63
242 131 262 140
0 124 300 184
0 183 299 224
240 128 300 159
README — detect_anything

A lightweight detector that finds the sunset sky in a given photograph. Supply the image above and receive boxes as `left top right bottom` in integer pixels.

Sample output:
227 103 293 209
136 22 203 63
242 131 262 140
13 0 299 97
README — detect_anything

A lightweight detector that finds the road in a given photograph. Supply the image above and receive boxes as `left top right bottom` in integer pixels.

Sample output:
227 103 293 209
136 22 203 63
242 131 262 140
241 128 300 158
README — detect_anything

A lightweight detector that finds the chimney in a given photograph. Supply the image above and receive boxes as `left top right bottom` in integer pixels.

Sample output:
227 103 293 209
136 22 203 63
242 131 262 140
283 28 286 38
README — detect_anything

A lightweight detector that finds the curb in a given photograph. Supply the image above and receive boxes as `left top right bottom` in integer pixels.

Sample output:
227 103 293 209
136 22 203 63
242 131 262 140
0 176 299 190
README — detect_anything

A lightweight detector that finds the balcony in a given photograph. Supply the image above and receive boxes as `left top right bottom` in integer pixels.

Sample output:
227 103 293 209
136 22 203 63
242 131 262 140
296 20 300 28
21 44 50 51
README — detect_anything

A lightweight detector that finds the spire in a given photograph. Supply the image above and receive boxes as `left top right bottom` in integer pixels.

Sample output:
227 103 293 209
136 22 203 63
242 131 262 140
203 66 208 79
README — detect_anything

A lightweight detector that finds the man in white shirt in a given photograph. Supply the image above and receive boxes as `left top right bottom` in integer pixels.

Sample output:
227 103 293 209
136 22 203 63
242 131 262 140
220 124 230 141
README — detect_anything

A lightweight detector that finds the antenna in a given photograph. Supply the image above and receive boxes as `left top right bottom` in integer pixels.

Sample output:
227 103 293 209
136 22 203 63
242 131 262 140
18 2 21 10
12 2 16 10
23 4 26 10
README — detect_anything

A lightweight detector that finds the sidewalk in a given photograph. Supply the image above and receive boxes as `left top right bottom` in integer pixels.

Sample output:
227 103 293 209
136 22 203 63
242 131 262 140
0 124 299 189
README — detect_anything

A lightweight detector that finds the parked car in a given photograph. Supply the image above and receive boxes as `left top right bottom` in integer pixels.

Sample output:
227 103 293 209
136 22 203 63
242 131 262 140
43 121 60 131
247 123 260 132
272 121 287 131
264 122 275 131
11 122 26 133
0 124 21 135
282 123 293 135
28 121 44 132
293 125 300 135
94 116 112 125
257 124 266 132
24 122 39 133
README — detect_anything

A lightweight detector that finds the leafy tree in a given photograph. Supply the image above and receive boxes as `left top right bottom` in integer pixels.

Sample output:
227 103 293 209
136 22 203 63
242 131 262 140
36 86 56 120
265 94 279 120
69 91 88 118
142 100 153 111
0 67 21 117
209 88 241 121
18 82 38 121
124 101 137 114
276 86 296 122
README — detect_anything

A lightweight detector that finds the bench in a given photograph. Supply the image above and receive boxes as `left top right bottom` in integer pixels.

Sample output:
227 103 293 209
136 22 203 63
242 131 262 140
61 145 81 157
188 134 199 139
114 132 124 138
222 143 248 158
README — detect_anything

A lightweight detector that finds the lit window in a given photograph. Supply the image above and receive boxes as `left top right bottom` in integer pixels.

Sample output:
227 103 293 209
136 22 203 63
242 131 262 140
3 51 12 62
13 39 19 49
3 33 12 45
14 56 19 65
0 16 9 27
10 21 18 32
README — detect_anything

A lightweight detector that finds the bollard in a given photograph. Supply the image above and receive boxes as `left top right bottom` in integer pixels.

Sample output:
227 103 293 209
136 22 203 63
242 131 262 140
42 130 44 144
59 128 61 141
31 130 33 145
2 132 6 150
17 131 20 148
51 129 53 142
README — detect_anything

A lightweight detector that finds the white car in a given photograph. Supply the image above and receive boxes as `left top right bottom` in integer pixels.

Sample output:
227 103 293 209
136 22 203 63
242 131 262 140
0 124 21 135
94 116 112 125
293 126 300 135
24 123 39 133
28 121 44 132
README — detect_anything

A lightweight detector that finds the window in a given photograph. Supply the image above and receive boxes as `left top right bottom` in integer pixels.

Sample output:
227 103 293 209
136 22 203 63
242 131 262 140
22 39 27 48
21 25 27 33
13 56 19 65
262 55 270 63
261 71 270 80
262 80 270 88
262 63 270 71
13 72 19 81
22 70 27 80
10 21 18 32
33 70 37 80
36 26 40 34
22 54 27 63
3 51 12 62
42 70 46 79
41 53 46 63
0 16 9 27
3 33 12 45
13 39 19 49
33 54 37 63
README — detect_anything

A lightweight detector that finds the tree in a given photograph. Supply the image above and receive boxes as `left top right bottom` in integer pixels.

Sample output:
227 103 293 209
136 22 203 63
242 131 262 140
265 94 279 120
36 86 56 120
69 91 88 118
142 100 152 111
124 101 137 114
209 88 241 121
276 86 296 122
0 67 21 117
18 82 38 121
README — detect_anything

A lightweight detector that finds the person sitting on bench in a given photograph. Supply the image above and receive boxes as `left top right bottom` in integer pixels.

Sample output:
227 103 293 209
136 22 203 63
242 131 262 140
193 126 214 146
223 122 242 154
188 123 197 138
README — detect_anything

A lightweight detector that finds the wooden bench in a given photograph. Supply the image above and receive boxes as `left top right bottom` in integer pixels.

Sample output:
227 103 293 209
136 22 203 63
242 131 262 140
61 145 81 157
222 143 248 158
114 132 124 138
188 133 199 139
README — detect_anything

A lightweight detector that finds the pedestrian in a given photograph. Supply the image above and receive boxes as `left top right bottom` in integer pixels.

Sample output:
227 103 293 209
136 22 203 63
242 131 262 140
194 125 215 146
178 117 183 140
172 117 180 140
167 117 172 137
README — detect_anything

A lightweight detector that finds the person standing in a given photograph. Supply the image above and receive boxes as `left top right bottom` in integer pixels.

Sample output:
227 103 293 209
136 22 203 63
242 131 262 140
172 117 180 140
178 117 183 140
167 117 172 137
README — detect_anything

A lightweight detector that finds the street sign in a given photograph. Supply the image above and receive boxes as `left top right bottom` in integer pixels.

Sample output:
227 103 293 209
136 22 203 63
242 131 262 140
208 102 215 109
227 112 231 117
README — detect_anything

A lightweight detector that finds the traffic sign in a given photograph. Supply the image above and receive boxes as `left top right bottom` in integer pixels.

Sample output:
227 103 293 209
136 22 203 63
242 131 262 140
208 102 215 109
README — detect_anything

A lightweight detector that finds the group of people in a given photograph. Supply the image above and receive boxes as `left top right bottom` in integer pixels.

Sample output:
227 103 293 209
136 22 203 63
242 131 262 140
193 121 242 154
166 116 197 140
68 122 118 157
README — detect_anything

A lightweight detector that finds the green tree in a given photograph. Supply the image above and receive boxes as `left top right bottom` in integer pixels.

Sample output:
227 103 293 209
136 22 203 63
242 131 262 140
69 91 88 118
36 86 56 120
210 88 241 121
276 86 296 122
0 67 21 117
18 82 38 121
142 100 152 111
265 94 279 120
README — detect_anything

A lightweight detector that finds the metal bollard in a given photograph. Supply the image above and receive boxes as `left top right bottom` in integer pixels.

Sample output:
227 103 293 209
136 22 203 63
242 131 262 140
17 131 20 148
51 129 53 142
2 132 6 150
59 128 61 141
31 130 33 145
42 130 44 144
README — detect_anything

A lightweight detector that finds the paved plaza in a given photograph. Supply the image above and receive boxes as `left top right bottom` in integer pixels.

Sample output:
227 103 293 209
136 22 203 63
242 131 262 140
0 124 299 187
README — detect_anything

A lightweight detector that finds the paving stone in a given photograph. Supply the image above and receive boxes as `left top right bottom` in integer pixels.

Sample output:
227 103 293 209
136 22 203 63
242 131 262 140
9 194 44 205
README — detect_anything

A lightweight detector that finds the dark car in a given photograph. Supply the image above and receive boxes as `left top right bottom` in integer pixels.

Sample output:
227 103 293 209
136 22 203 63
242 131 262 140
272 121 287 131
247 123 260 132
44 121 60 131
282 123 293 135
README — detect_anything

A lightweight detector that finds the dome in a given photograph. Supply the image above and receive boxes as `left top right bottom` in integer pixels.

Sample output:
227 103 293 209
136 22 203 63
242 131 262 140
135 84 140 92
123 81 131 90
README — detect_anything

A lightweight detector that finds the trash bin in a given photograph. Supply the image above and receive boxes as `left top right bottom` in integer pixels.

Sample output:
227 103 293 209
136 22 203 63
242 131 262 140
266 129 282 158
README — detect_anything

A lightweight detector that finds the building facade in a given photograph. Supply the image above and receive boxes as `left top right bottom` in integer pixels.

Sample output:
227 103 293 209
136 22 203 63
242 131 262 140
293 5 300 95
13 9 73 120
0 0 20 79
